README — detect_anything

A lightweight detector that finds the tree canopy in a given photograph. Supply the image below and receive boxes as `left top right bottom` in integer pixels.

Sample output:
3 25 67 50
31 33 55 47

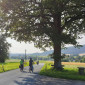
0 0 85 69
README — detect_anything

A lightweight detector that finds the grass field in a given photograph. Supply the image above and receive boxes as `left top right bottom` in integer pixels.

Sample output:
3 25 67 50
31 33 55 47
40 61 85 81
5 59 21 63
0 59 29 73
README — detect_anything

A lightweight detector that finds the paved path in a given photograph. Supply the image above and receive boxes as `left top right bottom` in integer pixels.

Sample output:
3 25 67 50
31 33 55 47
0 63 85 85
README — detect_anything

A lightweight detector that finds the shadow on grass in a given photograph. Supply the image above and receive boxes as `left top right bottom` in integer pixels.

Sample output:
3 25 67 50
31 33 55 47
39 68 85 81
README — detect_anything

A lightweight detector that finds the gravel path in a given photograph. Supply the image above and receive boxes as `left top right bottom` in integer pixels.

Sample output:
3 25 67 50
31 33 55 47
0 63 85 85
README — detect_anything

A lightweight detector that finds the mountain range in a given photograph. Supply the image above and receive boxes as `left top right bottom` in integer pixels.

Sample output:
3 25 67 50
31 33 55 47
10 45 85 57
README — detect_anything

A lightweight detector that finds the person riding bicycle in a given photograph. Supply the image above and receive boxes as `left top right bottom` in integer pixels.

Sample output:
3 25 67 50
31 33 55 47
29 58 33 72
20 59 24 72
36 60 39 65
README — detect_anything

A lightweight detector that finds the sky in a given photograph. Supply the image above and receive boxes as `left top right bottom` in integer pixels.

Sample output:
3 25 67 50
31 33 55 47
7 38 43 54
7 34 85 54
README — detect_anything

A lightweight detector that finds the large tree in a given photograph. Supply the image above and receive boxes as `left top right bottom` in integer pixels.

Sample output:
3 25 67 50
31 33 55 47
0 0 85 69
0 34 11 63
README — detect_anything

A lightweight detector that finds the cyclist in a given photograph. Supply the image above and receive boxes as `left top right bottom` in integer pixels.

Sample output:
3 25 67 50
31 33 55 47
36 60 39 65
20 59 24 72
29 58 33 73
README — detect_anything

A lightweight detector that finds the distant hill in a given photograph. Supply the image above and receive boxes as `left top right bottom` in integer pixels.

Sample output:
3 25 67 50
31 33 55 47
9 45 85 57
29 50 53 56
29 45 85 56
62 45 85 55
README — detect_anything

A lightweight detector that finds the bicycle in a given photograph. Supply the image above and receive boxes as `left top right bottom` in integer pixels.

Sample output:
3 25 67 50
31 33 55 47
29 66 33 73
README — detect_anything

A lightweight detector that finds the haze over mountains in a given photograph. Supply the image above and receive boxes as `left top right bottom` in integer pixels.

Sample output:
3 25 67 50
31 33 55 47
10 45 85 57
62 45 85 55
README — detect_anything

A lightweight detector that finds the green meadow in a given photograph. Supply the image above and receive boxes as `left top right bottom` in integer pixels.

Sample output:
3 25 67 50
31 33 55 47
0 59 29 72
40 62 85 81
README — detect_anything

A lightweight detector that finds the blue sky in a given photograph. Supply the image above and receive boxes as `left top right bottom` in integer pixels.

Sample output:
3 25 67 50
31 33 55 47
7 34 85 54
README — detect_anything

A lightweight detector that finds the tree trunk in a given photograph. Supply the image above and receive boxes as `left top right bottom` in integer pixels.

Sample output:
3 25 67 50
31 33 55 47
53 42 62 70
53 13 63 70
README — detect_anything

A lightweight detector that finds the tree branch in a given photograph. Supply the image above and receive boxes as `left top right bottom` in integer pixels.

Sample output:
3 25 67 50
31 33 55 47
62 13 85 28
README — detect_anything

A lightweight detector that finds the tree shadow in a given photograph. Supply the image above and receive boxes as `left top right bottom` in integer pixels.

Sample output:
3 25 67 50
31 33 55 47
22 71 28 73
14 74 43 85
14 73 79 85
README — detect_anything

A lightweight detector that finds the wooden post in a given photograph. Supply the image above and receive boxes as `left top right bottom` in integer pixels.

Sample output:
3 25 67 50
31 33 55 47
2 64 5 72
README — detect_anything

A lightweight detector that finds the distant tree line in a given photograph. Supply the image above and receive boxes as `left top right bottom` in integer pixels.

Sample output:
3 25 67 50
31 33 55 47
9 54 85 63
62 55 85 63
10 55 52 61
